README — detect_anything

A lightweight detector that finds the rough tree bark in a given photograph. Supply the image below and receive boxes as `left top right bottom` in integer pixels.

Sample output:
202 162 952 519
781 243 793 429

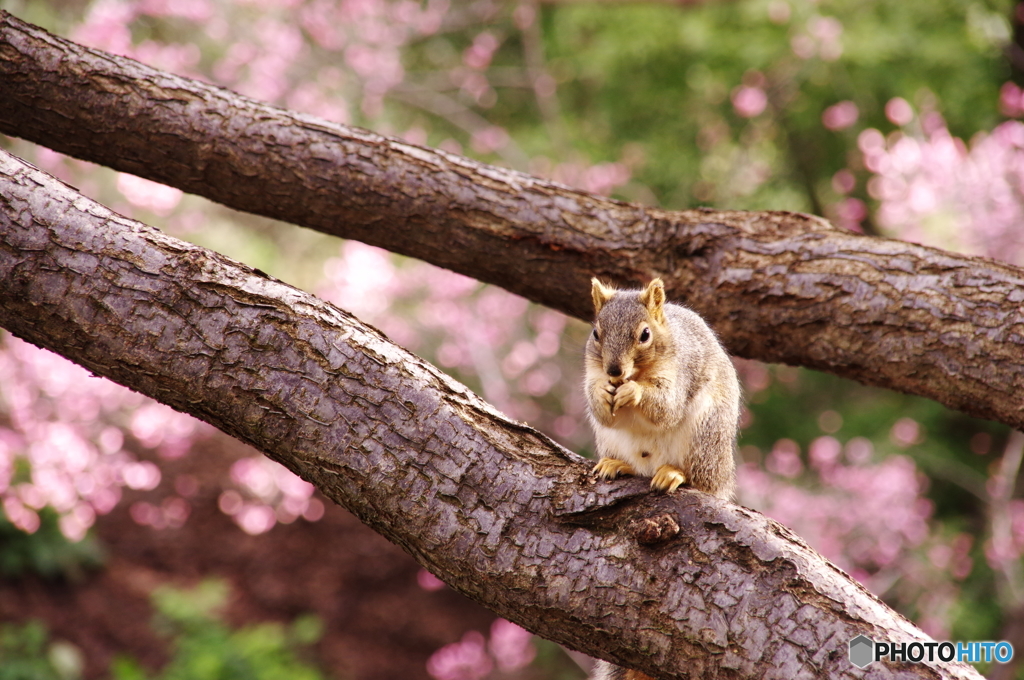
0 148 983 680
1 11 1023 432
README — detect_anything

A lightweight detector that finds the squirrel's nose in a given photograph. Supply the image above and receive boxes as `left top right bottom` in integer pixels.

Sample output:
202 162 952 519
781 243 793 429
607 364 622 378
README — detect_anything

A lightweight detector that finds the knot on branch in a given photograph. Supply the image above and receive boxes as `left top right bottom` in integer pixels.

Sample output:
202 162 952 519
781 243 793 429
632 513 680 545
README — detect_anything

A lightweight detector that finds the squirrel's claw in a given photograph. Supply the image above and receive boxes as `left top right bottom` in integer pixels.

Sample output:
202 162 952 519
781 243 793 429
651 465 687 493
592 457 636 480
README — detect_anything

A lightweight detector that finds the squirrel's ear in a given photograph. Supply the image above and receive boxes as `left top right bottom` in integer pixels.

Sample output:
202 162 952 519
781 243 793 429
591 278 615 314
640 278 666 323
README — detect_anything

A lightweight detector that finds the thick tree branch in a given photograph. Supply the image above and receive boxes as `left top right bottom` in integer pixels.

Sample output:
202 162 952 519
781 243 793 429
0 149 981 679
1 12 1023 434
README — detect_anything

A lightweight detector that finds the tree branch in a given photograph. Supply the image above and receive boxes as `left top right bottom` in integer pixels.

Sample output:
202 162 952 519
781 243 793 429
0 148 981 679
1 11 1023 434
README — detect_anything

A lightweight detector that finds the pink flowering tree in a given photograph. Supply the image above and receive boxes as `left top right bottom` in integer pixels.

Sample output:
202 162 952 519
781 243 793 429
3 0 1024 674
825 92 1024 652
0 335 208 540
426 619 537 680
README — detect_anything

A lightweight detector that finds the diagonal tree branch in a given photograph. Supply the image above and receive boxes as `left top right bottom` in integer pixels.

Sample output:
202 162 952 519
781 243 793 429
1 12 1023 432
0 148 981 680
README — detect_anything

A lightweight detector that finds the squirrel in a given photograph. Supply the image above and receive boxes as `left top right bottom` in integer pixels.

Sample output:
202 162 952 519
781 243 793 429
585 278 741 680
585 277 740 500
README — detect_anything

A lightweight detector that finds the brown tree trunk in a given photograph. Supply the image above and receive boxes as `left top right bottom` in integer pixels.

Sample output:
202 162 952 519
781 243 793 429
2 12 1024 432
0 148 983 680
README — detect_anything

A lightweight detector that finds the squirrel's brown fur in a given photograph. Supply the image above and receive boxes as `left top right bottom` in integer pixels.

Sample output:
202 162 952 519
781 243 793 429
585 278 741 680
585 277 740 499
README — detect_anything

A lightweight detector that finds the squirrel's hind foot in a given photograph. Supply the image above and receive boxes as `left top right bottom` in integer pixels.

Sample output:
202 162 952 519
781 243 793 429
651 465 687 493
593 457 636 480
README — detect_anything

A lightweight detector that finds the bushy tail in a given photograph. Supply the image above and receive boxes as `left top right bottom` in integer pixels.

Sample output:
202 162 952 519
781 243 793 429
590 660 656 680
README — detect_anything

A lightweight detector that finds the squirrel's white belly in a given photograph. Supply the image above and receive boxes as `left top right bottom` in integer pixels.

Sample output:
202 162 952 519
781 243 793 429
594 410 696 478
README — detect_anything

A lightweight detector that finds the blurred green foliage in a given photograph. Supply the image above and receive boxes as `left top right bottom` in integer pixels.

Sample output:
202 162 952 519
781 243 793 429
0 621 84 680
530 639 588 680
533 0 1010 211
0 583 326 680
742 366 1004 507
0 511 103 579
112 580 325 680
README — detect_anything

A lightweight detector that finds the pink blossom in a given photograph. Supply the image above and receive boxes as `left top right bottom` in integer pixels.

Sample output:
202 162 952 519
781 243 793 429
0 335 208 541
1001 82 1024 118
463 32 500 70
831 197 866 232
547 161 630 195
138 0 213 21
4 496 40 534
235 504 277 536
71 0 138 56
219 456 318 532
320 241 399 322
317 239 583 440
791 16 843 60
809 436 841 470
739 433 961 636
502 340 539 378
287 82 350 123
790 35 816 60
427 631 493 680
131 41 202 75
513 4 536 30
862 118 1024 264
130 499 191 530
890 418 921 447
732 86 768 118
521 364 561 397
218 489 244 515
767 0 790 24
300 3 346 50
303 498 325 521
886 97 915 126
488 619 535 671
470 126 509 154
425 619 535 679
129 402 202 458
416 0 448 35
809 16 843 60
766 439 802 477
858 128 886 156
822 101 858 131
122 461 162 491
831 169 856 194
582 163 631 196
417 569 447 591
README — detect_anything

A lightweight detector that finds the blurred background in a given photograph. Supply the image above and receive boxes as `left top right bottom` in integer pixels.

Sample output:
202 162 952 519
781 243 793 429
1 0 1023 677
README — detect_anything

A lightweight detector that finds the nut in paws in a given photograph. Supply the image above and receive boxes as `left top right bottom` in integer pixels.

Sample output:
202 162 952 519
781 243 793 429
611 380 642 414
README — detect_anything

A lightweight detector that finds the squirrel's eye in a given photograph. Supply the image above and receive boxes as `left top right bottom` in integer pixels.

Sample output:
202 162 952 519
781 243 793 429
592 328 600 342
639 327 651 343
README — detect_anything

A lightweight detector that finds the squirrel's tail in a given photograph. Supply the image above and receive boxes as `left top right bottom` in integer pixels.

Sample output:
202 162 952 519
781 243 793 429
590 660 656 680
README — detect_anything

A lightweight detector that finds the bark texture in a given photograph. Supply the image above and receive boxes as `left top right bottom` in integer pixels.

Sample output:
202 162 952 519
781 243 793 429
2 12 1024 431
0 148 984 680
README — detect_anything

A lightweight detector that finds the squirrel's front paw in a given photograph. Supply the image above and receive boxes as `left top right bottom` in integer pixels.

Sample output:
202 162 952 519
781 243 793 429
593 457 636 480
651 464 687 492
596 381 617 420
611 380 642 414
